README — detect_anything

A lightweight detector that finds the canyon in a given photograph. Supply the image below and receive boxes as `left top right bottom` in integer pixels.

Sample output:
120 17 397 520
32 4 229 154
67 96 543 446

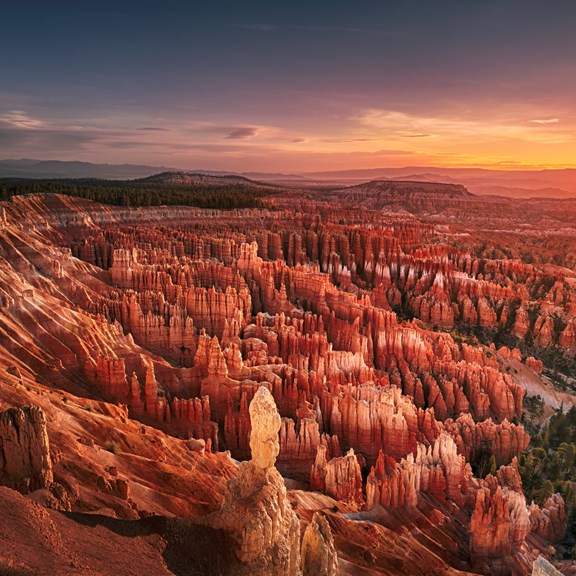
1 178 576 575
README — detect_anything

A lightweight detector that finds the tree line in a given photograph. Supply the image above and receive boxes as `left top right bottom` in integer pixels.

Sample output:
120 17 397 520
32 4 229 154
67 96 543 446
0 178 273 209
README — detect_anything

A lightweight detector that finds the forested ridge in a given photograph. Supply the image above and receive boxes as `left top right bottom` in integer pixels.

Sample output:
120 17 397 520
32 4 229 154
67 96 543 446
0 175 274 209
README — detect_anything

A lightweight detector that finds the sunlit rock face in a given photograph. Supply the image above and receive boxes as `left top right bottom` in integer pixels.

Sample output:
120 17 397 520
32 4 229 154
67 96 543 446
204 387 302 576
0 406 53 492
301 512 338 576
366 432 470 509
532 556 562 576
1 189 575 575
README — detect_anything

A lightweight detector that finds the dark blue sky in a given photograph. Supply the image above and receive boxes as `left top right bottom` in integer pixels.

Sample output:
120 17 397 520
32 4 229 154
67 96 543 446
1 1 575 171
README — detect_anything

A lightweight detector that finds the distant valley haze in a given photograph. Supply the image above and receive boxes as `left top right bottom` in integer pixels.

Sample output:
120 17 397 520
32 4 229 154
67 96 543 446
2 158 576 199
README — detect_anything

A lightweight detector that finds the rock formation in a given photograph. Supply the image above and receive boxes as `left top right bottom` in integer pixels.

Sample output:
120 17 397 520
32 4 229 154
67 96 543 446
301 513 338 576
366 432 470 509
0 405 53 493
204 387 301 576
470 484 531 558
310 446 364 508
529 494 568 542
2 190 575 576
532 556 562 576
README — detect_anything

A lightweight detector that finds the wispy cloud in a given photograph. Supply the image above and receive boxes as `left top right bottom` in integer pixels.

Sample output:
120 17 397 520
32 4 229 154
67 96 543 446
1 99 573 172
0 125 103 149
356 108 571 144
320 137 380 143
0 110 46 129
529 118 559 125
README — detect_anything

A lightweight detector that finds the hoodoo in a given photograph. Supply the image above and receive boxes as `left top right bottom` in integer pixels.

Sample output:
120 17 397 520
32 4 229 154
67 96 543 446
205 386 302 575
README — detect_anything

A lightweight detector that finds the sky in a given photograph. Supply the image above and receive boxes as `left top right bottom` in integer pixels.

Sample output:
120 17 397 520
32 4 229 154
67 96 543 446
1 0 575 172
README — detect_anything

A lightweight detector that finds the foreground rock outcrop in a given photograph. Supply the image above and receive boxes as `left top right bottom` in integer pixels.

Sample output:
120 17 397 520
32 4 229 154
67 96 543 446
0 405 53 493
301 512 338 576
204 386 302 575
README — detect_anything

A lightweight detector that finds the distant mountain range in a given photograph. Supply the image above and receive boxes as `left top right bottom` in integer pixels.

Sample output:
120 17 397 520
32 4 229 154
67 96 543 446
0 159 173 180
1 159 576 199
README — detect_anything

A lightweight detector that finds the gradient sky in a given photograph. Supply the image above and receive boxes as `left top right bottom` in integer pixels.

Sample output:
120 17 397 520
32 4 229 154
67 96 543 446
1 0 575 172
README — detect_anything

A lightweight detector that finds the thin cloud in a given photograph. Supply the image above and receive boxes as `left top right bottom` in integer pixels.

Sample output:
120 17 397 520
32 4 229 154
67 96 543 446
226 127 257 140
105 141 161 149
0 110 45 129
183 123 262 138
136 126 171 131
529 118 559 125
356 108 571 143
0 126 102 149
321 137 380 143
